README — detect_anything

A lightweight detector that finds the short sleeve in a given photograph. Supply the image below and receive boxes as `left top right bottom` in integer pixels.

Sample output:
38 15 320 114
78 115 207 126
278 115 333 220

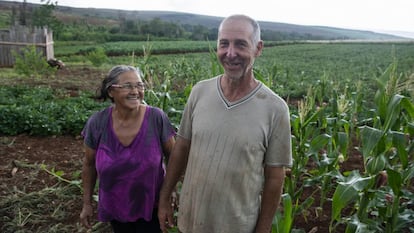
81 107 110 149
151 107 176 143
177 84 198 140
264 100 292 167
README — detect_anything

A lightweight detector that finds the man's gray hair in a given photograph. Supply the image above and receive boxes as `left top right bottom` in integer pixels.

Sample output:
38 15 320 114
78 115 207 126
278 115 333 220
218 14 261 46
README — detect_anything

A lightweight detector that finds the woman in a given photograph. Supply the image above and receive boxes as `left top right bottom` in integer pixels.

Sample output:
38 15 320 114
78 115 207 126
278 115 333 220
80 65 176 233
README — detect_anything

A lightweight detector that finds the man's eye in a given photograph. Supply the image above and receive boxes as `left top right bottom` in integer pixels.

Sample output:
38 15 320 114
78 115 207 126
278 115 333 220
236 42 247 48
219 41 228 47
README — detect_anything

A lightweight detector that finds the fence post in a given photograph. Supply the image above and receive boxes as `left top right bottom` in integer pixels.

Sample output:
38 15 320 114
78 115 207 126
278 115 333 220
45 27 54 60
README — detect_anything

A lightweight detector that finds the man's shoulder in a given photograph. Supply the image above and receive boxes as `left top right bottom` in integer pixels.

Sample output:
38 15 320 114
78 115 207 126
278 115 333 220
195 76 219 87
258 84 289 110
191 76 219 94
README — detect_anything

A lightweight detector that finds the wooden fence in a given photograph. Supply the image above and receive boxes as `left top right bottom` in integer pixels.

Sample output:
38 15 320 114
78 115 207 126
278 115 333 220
0 26 54 67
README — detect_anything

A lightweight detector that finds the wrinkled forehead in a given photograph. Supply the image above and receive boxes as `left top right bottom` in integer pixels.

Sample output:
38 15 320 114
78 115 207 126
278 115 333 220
220 18 253 33
218 19 254 41
117 70 142 82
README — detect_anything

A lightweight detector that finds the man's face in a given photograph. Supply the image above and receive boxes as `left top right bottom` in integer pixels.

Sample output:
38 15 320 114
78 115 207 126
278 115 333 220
217 18 262 80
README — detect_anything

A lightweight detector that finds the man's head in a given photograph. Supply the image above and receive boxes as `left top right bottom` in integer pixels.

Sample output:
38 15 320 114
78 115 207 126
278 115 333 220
219 15 261 47
217 15 263 81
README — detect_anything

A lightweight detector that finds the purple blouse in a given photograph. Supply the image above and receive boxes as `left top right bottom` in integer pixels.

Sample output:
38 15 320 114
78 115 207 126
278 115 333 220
82 105 176 222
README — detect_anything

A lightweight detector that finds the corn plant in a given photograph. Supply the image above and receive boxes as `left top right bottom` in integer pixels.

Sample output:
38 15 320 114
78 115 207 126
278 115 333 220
279 66 391 232
330 60 414 232
284 87 331 228
272 193 294 233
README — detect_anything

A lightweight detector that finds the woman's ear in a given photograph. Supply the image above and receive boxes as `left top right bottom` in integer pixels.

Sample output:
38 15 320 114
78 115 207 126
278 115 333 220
108 88 113 99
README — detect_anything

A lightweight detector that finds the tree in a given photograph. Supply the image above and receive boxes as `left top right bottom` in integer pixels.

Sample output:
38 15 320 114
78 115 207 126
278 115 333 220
31 0 62 36
18 0 28 25
190 24 210 40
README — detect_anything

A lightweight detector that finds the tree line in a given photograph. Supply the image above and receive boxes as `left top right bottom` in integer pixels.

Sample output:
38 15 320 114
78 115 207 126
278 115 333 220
7 0 337 42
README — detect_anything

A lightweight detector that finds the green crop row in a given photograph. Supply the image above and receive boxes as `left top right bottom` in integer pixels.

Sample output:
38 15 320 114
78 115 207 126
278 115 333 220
275 60 414 232
54 40 302 57
0 86 109 136
54 40 216 57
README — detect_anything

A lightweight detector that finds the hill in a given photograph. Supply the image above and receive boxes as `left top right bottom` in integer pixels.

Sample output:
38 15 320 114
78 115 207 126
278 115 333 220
53 5 403 40
0 0 406 41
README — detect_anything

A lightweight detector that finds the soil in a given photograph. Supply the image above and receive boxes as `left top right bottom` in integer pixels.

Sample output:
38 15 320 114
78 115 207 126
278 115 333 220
0 66 365 233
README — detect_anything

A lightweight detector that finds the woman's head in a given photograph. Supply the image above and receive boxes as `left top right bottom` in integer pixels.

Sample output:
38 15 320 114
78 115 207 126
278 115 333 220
97 65 144 102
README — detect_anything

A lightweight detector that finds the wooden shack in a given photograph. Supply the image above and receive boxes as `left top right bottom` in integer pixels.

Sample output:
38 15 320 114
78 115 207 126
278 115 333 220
0 26 54 67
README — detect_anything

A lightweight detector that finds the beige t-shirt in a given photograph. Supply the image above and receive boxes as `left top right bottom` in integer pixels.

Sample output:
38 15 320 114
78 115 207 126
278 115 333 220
177 76 292 233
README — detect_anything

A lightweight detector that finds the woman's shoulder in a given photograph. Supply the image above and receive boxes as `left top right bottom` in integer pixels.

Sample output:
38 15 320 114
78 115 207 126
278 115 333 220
82 106 111 139
92 106 111 116
145 105 167 118
88 106 112 124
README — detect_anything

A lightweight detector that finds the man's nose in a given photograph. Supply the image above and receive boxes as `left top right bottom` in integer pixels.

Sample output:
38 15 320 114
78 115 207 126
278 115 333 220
226 45 236 57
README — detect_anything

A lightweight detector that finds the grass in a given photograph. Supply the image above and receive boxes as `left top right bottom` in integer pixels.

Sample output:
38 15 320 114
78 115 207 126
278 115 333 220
0 162 89 233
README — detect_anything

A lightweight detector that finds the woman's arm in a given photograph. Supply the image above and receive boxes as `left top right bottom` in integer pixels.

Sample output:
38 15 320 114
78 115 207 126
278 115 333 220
79 144 97 229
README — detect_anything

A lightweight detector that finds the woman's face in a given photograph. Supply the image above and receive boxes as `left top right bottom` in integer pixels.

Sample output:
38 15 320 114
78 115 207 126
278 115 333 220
109 71 145 110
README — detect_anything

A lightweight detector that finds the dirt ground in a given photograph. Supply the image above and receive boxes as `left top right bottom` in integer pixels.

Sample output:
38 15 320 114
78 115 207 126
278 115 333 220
0 135 92 231
0 66 364 232
0 135 362 232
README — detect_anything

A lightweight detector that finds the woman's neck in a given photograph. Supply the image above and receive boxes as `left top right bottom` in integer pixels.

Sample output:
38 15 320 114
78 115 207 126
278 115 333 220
113 105 141 121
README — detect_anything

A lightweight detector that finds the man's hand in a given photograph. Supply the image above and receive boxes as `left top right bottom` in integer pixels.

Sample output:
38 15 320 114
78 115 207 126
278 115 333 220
158 196 175 233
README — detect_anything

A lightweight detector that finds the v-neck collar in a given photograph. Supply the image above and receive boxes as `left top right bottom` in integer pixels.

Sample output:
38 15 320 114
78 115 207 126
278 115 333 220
109 105 149 148
216 76 262 110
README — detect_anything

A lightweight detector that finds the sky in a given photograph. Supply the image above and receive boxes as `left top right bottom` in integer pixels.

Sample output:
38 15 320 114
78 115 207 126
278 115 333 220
5 0 414 38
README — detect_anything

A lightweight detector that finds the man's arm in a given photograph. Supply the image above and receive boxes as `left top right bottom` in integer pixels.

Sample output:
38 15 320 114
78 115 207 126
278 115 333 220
162 136 176 163
255 165 286 233
158 136 191 233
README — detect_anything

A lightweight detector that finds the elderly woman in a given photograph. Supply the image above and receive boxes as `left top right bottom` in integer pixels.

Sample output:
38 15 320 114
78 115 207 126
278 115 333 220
80 65 176 233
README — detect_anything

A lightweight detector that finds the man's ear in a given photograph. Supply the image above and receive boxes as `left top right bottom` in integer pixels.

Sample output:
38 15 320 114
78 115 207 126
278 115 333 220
255 40 263 57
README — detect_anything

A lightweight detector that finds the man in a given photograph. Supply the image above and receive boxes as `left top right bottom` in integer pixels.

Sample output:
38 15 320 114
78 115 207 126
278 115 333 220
158 14 292 233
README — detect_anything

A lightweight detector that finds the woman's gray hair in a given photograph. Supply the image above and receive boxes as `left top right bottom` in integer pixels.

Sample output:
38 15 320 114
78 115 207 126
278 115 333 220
97 65 143 102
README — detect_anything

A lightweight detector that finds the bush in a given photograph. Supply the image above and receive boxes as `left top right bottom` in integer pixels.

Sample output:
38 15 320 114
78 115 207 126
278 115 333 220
86 47 108 67
0 86 109 136
12 45 56 78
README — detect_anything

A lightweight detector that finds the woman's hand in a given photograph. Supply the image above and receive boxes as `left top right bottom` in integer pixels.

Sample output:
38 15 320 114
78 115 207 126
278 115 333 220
80 203 94 229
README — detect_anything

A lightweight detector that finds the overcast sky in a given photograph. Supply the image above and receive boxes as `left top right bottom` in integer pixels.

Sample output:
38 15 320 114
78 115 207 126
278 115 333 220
4 0 414 37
